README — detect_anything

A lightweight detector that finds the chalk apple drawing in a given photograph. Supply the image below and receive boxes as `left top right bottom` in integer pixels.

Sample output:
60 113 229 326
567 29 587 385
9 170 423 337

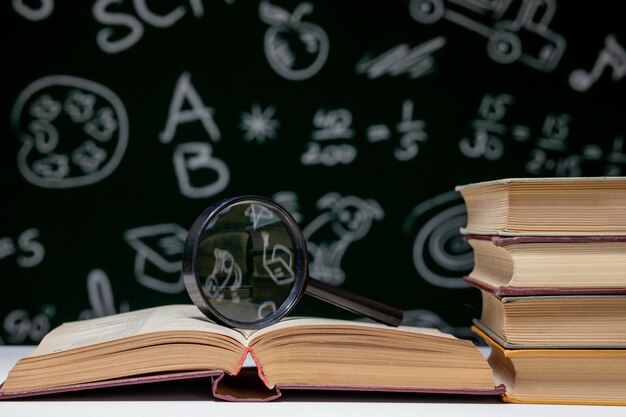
259 1 329 81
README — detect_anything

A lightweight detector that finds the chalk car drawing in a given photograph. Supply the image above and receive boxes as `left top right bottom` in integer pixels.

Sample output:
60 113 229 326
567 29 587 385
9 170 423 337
408 0 566 72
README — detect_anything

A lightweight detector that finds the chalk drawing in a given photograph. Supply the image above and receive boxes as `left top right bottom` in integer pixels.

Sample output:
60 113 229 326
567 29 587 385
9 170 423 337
302 108 357 166
204 248 243 303
459 93 514 160
160 72 221 144
79 269 130 319
272 191 303 223
124 223 187 293
12 0 54 21
0 228 45 268
303 193 384 286
245 203 276 230
240 104 281 144
173 142 230 199
2 304 56 344
365 99 428 161
394 99 428 161
404 191 472 289
93 0 204 54
260 1 329 81
257 301 277 319
526 113 574 175
408 0 566 72
570 35 626 93
356 37 446 80
261 231 295 285
12 75 128 188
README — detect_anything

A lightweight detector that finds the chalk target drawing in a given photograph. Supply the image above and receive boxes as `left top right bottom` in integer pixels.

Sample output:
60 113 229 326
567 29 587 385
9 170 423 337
12 75 129 188
259 1 329 81
403 191 472 289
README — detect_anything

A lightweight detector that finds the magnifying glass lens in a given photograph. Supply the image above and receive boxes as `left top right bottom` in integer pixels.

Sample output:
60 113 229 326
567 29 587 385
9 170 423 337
185 196 403 329
192 199 305 327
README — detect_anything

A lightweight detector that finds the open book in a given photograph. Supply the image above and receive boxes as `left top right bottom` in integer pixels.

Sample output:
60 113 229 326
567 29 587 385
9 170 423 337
0 305 503 401
455 177 626 236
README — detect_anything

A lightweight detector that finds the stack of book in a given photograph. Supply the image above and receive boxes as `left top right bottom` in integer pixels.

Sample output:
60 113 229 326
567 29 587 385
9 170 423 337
456 177 626 406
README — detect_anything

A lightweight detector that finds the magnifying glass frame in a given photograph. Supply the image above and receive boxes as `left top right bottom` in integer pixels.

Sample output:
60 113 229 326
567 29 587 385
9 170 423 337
183 195 403 329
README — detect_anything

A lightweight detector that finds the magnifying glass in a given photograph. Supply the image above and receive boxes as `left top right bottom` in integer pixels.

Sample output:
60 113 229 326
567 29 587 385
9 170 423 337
183 195 403 329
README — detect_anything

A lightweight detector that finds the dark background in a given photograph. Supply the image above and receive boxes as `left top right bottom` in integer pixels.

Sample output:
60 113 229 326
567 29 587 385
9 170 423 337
1 0 625 344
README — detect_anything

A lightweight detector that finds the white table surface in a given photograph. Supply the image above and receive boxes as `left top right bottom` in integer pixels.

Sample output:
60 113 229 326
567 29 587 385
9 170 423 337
1 345 625 417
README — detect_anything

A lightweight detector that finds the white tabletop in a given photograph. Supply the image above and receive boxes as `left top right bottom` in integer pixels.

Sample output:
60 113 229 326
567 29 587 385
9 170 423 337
1 346 625 417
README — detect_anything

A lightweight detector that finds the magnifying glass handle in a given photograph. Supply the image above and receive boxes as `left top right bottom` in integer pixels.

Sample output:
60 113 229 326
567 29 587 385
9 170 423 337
305 278 404 327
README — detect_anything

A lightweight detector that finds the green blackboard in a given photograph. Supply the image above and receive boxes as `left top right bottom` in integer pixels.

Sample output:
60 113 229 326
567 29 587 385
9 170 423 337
1 0 625 344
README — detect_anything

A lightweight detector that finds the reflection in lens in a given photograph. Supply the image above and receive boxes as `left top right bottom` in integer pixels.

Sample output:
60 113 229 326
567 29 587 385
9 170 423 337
196 201 298 324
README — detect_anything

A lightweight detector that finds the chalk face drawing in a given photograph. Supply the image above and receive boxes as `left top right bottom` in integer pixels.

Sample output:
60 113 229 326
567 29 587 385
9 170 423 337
569 34 626 93
408 0 566 72
124 224 187 293
404 191 472 289
303 193 384 286
12 75 128 188
173 142 230 199
260 1 329 81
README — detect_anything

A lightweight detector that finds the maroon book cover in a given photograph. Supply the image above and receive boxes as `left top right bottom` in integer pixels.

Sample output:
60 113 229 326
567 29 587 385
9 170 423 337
0 367 505 402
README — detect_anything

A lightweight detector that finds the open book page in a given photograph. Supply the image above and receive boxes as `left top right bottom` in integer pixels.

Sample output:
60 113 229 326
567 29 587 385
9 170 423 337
27 304 247 357
247 316 457 342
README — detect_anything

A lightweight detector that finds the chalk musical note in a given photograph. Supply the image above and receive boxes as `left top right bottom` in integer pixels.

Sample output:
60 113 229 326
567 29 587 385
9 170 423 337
570 35 626 93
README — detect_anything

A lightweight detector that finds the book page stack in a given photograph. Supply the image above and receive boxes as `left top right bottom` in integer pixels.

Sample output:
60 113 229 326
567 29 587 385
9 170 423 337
456 177 626 406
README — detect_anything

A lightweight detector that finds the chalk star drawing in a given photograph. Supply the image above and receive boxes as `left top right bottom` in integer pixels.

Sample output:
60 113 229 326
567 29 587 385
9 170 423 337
240 104 280 144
